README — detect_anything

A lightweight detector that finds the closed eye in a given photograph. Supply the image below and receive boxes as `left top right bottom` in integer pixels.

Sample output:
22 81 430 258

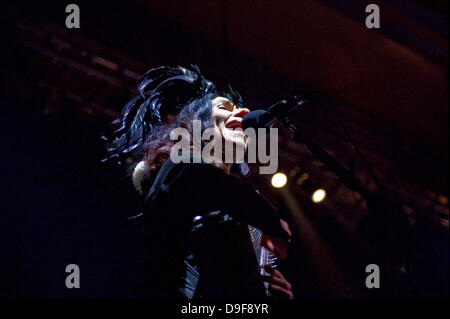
217 101 235 111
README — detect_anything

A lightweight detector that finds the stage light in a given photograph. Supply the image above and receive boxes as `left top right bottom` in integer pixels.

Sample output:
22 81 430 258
312 189 326 203
271 172 287 188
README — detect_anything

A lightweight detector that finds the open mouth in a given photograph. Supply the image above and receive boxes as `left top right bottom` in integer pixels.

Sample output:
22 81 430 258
225 118 242 129
225 118 246 138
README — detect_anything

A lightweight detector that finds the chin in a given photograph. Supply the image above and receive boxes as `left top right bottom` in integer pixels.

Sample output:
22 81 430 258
223 133 245 147
234 139 247 151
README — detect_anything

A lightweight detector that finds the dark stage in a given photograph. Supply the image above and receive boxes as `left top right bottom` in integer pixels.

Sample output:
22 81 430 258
0 0 448 300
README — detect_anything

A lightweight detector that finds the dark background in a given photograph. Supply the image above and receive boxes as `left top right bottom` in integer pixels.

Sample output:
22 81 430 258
0 0 448 298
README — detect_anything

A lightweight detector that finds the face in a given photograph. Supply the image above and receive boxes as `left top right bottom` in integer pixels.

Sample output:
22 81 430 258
211 96 250 156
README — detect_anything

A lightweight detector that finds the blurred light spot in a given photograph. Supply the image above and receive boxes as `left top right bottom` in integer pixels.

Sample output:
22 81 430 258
312 189 326 203
437 195 448 206
271 172 287 188
296 172 309 185
289 166 300 177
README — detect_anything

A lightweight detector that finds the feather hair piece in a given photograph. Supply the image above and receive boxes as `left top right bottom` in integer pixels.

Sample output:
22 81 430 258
102 65 216 163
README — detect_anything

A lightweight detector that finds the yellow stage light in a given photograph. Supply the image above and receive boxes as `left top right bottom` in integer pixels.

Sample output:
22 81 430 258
271 172 287 188
312 188 326 203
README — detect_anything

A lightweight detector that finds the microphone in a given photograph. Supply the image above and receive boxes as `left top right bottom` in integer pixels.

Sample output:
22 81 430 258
242 95 311 130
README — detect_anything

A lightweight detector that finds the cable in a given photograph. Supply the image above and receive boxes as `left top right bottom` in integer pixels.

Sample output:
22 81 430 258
315 93 391 201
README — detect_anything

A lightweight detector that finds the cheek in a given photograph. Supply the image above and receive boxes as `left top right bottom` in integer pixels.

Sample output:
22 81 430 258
211 112 227 133
212 110 226 125
208 117 225 141
217 124 227 142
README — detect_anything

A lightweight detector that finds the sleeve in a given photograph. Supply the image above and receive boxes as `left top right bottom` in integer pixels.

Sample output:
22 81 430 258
168 162 289 239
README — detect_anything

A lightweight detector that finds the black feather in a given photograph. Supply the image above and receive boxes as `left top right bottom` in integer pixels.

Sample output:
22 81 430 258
102 65 217 164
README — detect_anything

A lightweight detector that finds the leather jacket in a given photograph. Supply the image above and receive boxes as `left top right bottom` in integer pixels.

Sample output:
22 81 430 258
140 158 288 298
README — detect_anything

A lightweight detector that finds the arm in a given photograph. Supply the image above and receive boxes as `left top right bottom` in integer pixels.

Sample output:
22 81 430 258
168 162 289 239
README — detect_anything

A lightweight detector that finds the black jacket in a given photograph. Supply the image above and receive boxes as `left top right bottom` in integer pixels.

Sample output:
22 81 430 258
141 158 288 298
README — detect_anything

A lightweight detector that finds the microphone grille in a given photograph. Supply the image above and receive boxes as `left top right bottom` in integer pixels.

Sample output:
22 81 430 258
242 109 267 130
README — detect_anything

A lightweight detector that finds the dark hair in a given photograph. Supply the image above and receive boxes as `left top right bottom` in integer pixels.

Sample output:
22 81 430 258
143 92 216 169
104 65 249 176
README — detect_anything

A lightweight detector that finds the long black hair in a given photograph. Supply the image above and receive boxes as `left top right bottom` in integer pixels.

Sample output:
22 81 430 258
103 65 248 176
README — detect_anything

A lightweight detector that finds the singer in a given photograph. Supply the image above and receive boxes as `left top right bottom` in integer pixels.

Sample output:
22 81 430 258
104 65 293 299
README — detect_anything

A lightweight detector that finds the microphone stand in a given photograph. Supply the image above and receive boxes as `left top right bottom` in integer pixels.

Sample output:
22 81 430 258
277 111 413 296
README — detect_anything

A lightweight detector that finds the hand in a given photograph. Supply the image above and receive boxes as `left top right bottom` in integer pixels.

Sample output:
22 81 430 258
260 219 291 259
262 267 294 299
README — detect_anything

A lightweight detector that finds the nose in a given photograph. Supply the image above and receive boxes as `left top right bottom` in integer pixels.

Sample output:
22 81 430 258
233 106 250 119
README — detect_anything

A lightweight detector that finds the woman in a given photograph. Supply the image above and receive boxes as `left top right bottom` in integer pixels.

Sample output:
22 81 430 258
105 65 293 299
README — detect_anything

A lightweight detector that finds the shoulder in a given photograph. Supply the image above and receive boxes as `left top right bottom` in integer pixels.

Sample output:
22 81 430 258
142 158 226 194
162 158 227 183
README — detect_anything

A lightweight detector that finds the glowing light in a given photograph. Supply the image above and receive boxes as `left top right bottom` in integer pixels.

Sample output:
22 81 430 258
271 172 287 188
312 189 326 203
